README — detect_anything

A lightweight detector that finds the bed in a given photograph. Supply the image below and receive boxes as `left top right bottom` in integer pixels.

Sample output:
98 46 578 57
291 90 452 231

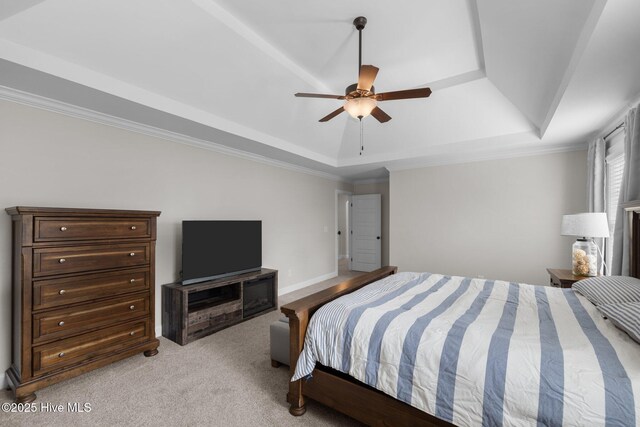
281 202 640 426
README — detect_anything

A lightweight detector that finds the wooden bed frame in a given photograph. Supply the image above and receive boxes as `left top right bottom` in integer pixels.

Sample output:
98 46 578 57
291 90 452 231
281 267 452 426
623 201 640 278
280 201 640 427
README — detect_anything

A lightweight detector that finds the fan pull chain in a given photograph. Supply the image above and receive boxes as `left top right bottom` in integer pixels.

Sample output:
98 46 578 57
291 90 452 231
359 118 364 155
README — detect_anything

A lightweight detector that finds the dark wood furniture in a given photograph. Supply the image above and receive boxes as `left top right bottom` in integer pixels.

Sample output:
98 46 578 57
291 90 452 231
5 207 161 403
546 268 592 288
281 266 451 427
623 201 640 278
162 268 277 345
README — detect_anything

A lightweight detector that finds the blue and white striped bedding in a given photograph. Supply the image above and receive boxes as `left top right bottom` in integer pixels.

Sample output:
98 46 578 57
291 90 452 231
292 272 640 426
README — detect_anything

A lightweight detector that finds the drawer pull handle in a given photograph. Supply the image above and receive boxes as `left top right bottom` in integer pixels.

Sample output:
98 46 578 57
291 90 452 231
59 289 66 295
130 331 135 336
130 226 137 230
129 305 135 310
129 253 135 257
59 258 66 264
58 321 65 326
60 226 67 231
58 352 65 358
130 279 136 283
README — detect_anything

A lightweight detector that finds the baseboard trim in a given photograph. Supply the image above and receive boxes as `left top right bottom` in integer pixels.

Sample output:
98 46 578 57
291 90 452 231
1 374 7 391
278 271 337 296
155 325 162 338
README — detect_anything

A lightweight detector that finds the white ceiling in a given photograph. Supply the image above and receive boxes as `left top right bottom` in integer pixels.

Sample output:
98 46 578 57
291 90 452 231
0 0 639 180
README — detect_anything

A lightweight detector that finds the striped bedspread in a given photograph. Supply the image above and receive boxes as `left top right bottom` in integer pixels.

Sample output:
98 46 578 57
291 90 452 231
292 272 640 426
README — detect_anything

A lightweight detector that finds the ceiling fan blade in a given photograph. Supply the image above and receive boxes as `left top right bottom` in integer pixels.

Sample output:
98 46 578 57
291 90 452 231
376 87 432 101
295 92 345 99
357 65 379 92
370 106 392 123
319 107 345 122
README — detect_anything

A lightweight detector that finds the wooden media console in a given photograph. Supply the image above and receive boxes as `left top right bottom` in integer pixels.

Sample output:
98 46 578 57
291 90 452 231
162 268 277 345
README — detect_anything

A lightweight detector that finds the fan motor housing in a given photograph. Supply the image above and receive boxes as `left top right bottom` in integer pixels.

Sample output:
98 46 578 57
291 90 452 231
353 16 367 30
345 83 375 98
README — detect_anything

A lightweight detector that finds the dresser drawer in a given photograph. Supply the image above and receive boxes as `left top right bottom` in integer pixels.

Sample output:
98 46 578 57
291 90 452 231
33 293 150 343
34 217 151 242
33 243 150 277
32 320 150 376
33 268 150 310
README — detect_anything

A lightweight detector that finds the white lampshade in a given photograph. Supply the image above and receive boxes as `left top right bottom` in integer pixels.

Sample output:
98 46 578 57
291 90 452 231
561 213 610 238
344 97 377 119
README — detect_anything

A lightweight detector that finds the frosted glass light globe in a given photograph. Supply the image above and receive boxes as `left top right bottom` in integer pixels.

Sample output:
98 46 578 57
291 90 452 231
344 97 377 119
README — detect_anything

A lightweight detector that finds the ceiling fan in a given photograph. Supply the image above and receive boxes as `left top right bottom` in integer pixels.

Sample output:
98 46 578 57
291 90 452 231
295 16 432 123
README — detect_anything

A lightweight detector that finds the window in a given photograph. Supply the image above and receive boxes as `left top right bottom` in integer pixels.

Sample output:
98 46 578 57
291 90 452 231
605 129 625 271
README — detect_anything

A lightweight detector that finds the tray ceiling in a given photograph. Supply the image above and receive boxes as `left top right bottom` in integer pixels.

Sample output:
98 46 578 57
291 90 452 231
1 0 639 180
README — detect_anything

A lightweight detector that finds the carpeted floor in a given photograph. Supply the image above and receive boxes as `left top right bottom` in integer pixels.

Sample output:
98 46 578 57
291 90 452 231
0 269 364 427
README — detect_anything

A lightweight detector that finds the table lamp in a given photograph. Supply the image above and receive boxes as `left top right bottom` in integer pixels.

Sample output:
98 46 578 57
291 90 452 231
561 213 610 276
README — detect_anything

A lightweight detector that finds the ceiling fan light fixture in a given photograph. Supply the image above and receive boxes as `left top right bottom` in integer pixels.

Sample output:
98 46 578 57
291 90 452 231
344 97 377 119
294 16 431 124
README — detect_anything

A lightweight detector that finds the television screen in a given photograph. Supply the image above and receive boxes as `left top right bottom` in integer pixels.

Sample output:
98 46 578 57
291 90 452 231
182 220 262 285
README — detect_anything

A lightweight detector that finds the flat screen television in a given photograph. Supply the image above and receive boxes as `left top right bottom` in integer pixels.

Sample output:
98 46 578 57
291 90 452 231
181 220 262 285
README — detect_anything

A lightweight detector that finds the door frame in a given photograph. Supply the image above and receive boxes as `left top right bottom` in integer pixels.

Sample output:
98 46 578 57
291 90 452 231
335 189 353 275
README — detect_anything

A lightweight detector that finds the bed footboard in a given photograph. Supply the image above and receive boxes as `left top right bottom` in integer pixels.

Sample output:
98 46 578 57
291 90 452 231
280 266 398 416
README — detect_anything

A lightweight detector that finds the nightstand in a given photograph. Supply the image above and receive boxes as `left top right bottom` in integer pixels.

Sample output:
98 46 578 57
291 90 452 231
546 268 593 288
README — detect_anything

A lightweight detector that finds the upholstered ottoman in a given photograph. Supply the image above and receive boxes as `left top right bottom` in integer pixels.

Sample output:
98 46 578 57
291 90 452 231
270 317 290 367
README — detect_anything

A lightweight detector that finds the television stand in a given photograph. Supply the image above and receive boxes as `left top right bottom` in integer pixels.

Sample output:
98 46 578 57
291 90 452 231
162 268 278 345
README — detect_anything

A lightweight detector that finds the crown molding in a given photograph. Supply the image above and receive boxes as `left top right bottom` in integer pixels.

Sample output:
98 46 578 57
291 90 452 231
353 178 389 185
0 85 594 182
0 85 346 182
338 131 541 167
385 140 587 172
0 39 338 167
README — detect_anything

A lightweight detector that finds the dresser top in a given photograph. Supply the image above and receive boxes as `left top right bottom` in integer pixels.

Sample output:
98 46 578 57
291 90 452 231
6 206 161 217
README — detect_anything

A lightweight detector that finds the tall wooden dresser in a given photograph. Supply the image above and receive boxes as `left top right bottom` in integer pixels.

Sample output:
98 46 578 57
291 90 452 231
5 207 161 403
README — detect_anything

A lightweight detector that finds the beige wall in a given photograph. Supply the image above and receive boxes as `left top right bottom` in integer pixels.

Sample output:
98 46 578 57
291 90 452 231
0 100 351 384
354 180 390 266
390 150 587 285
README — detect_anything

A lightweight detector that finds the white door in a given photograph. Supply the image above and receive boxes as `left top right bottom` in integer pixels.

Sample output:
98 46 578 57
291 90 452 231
350 194 381 272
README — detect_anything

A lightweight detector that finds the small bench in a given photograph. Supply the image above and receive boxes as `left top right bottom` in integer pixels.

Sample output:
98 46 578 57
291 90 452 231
270 317 290 367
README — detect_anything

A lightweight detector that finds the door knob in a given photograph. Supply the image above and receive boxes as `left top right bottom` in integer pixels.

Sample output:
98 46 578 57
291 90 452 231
337 231 341 235
377 236 380 240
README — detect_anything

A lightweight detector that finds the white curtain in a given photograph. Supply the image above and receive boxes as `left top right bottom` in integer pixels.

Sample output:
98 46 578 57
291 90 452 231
612 105 640 275
587 137 606 273
587 138 606 212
